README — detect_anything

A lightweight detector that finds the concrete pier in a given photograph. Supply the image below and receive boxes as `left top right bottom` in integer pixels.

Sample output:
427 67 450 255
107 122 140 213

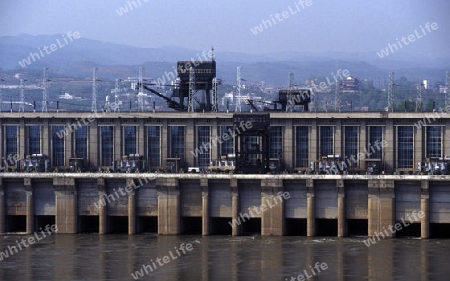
25 178 34 234
306 178 315 237
157 178 180 235
0 174 448 237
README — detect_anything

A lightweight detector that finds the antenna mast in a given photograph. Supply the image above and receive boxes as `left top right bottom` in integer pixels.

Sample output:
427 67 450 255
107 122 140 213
235 66 242 112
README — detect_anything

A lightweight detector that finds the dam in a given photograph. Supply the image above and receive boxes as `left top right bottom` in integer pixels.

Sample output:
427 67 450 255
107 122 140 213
0 111 449 237
0 173 449 238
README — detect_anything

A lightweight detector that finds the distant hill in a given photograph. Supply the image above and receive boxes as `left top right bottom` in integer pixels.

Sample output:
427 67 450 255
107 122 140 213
1 34 449 85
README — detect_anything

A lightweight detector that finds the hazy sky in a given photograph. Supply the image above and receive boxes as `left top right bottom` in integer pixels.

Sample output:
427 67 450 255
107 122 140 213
1 0 449 56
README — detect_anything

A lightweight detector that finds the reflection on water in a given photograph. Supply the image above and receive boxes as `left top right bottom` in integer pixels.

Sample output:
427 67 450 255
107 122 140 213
0 234 449 281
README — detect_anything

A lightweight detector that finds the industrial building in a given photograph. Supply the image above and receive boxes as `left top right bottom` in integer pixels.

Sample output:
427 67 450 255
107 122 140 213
0 111 449 237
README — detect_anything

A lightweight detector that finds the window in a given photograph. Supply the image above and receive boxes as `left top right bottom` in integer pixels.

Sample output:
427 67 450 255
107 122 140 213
320 126 334 157
344 126 358 167
220 126 233 156
368 126 383 159
426 126 441 158
124 126 137 155
5 126 18 162
148 126 161 167
75 126 88 160
170 126 185 160
197 126 210 167
270 126 282 159
28 126 41 155
101 126 114 166
52 126 65 166
397 126 413 168
295 126 309 167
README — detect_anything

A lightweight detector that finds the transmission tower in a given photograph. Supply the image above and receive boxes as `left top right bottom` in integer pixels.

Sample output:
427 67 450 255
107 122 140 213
114 79 121 112
41 68 49 112
19 78 26 112
235 66 242 112
415 83 423 112
445 71 450 109
91 67 98 113
334 78 342 112
387 71 395 112
188 67 196 112
137 67 145 112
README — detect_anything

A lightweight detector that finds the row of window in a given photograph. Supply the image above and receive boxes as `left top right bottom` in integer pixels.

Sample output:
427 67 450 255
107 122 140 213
2 125 444 169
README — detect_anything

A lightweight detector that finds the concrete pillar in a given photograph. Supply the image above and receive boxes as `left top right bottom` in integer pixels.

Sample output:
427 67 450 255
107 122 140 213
114 120 121 163
359 121 367 171
157 178 180 234
19 120 25 161
211 122 218 160
306 178 315 237
445 119 450 156
334 120 342 157
89 120 99 168
201 179 210 235
137 120 145 157
54 178 77 233
309 120 317 162
0 119 3 163
0 179 4 233
337 179 347 237
185 120 195 167
42 120 49 156
384 120 395 173
127 179 136 235
161 123 168 169
98 178 107 234
414 125 423 171
283 120 293 170
421 180 429 239
25 178 34 234
261 178 285 236
231 178 240 236
64 120 73 167
368 179 395 237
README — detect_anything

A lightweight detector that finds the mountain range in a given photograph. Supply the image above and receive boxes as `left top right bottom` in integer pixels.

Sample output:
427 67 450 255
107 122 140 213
1 34 449 86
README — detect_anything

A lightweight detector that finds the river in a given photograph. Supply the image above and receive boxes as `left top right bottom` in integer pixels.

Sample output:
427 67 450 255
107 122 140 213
0 234 449 280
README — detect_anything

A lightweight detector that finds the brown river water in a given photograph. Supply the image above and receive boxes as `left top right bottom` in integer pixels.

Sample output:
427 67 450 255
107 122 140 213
0 234 449 280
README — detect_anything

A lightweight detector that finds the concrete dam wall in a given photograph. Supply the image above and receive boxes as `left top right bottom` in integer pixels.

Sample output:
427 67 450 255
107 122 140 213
0 173 449 238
